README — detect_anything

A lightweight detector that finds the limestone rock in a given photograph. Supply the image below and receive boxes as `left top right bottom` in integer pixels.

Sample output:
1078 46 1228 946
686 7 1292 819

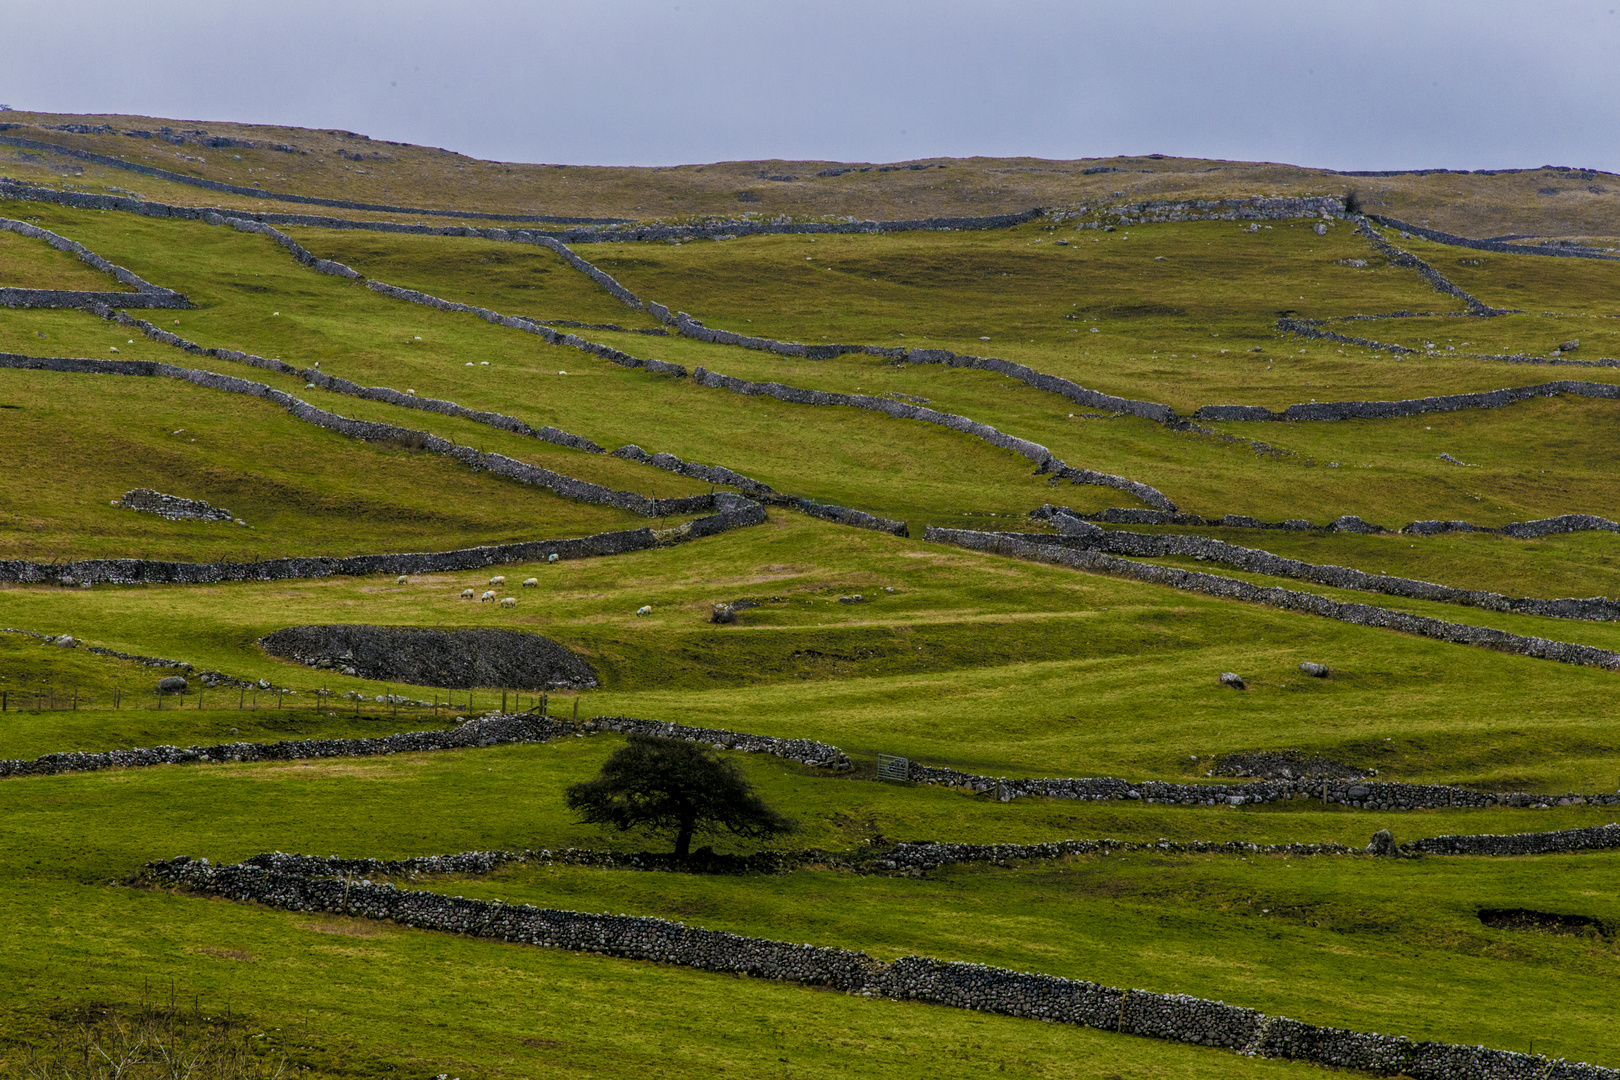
157 675 188 694
1366 829 1397 856
1298 661 1330 678
1219 672 1246 689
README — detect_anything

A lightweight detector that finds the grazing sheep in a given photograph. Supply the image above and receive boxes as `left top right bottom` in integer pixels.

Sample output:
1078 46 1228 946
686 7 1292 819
480 590 496 602
499 596 516 608
460 588 475 599
636 605 652 617
396 575 409 585
548 553 559 563
522 577 539 588
489 575 506 585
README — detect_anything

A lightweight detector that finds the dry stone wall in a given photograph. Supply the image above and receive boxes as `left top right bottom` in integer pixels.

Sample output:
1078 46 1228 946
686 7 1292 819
0 494 763 586
0 351 715 519
142 857 1620 1080
999 524 1620 623
1195 378 1620 423
102 309 608 453
0 215 191 308
362 279 689 377
667 313 1178 423
1369 214 1620 263
690 366 1177 511
0 713 573 780
1406 822 1620 856
923 525 1620 673
1053 505 1620 540
1353 218 1504 315
904 758 1620 812
580 715 852 770
205 212 360 278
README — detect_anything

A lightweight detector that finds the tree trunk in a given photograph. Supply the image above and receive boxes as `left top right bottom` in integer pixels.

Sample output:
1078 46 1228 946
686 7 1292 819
674 815 696 860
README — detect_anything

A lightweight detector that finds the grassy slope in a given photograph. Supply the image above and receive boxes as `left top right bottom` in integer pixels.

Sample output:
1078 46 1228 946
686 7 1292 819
0 368 663 562
0 228 133 290
1 200 1109 527
1 739 1616 1071
6 515 1620 792
2 150 1619 1078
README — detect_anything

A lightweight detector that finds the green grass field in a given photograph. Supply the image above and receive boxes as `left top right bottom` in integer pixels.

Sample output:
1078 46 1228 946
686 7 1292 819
2 139 1618 1080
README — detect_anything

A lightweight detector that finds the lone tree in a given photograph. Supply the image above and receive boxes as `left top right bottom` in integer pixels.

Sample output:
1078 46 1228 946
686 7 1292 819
565 734 796 859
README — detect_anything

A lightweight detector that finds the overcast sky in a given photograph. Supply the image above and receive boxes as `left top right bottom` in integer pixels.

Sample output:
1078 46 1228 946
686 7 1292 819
7 0 1618 172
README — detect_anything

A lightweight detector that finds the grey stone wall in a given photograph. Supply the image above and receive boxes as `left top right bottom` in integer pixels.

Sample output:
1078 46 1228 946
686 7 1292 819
904 756 1620 812
923 525 1620 673
1369 213 1620 263
204 212 360 278
142 857 1620 1079
1406 822 1620 856
1195 378 1620 423
0 713 572 779
581 715 852 770
0 351 716 520
689 366 1177 511
0 215 192 308
103 309 608 454
997 524 1620 623
1352 218 1504 316
1050 505 1620 540
362 279 690 377
667 312 1178 424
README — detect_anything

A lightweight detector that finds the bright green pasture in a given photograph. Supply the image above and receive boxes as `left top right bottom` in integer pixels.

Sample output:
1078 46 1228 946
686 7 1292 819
2 740 1617 1074
0 227 133 290
3 200 1117 526
286 225 667 329
0 368 661 562
581 323 1620 526
5 515 1620 790
447 851 1620 1064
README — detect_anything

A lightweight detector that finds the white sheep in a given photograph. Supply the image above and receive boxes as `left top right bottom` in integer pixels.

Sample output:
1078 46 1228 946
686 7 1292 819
480 590 496 602
636 605 652 617
499 596 516 608
489 575 506 585
460 588 475 599
548 553 559 563
522 577 539 588
396 575 409 585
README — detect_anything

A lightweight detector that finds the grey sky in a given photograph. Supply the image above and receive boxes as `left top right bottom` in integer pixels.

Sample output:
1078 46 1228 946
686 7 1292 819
8 0 1618 172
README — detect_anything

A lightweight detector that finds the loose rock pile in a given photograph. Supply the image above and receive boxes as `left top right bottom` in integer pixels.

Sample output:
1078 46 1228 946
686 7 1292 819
118 488 234 522
258 625 600 690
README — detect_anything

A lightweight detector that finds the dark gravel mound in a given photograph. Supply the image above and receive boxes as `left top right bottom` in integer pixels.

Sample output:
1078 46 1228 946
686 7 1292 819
259 625 598 690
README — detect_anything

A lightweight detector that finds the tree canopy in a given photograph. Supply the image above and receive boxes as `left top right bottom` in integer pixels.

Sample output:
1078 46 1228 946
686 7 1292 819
564 734 796 859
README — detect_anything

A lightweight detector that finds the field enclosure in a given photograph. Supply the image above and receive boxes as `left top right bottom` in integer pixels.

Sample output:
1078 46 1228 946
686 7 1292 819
3 117 1620 1080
